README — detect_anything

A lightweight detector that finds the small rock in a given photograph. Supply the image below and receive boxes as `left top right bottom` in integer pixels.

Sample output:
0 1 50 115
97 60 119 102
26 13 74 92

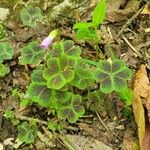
114 139 120 144
115 125 125 130
0 8 9 21
107 122 116 130
0 143 3 150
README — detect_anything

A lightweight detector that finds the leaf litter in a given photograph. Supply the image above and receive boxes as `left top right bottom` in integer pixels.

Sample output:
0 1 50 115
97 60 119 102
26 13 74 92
132 64 150 150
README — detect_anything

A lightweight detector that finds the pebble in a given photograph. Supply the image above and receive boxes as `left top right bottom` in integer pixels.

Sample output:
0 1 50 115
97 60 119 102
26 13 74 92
0 143 3 150
115 125 125 130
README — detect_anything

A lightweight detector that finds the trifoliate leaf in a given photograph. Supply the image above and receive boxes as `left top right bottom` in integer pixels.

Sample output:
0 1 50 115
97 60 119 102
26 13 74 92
17 122 38 144
57 93 85 123
19 41 45 65
27 69 53 107
0 42 14 63
0 64 10 77
20 6 43 28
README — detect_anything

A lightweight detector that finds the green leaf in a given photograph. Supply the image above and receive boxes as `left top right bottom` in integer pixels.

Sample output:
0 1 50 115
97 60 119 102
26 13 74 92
0 64 10 77
48 121 62 131
17 122 38 144
62 40 81 58
27 70 53 107
117 88 133 105
0 23 6 39
0 42 14 63
70 63 95 90
48 42 63 58
20 6 43 28
4 110 20 125
57 93 85 123
76 28 98 41
43 55 75 90
19 41 45 65
47 40 81 68
95 59 132 93
20 98 32 108
73 22 94 29
92 0 106 26
87 90 109 114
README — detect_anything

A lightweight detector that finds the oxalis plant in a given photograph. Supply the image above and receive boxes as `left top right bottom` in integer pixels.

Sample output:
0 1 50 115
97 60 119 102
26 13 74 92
19 39 132 122
4 0 133 145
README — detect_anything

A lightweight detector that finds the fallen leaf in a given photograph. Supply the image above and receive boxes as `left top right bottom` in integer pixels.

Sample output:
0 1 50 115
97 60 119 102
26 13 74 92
133 65 150 120
132 92 145 149
142 115 150 150
106 0 140 22
133 65 150 98
78 123 100 138
141 3 150 15
132 64 150 150
60 134 112 150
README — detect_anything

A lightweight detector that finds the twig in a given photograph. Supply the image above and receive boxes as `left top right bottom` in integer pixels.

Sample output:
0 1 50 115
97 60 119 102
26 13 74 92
135 40 150 50
145 28 150 33
122 36 143 58
95 111 109 131
116 6 144 38
58 135 77 150
65 126 80 132
15 113 48 125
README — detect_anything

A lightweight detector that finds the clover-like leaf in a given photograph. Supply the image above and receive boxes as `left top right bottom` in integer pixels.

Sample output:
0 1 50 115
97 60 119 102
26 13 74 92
87 90 108 113
0 42 14 63
20 6 43 28
117 88 133 106
19 41 45 65
95 59 132 93
48 40 81 62
0 23 6 39
17 122 38 144
62 40 81 58
0 64 10 77
87 90 115 117
57 93 85 123
43 55 75 90
70 63 95 90
27 69 53 107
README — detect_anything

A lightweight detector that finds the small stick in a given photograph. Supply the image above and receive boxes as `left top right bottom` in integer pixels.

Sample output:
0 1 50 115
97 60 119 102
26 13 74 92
122 36 143 58
96 111 109 131
116 6 144 39
135 40 150 50
15 113 48 125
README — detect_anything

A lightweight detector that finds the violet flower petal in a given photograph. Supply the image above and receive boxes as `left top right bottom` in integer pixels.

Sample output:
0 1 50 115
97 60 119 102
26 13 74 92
40 36 53 49
40 29 58 49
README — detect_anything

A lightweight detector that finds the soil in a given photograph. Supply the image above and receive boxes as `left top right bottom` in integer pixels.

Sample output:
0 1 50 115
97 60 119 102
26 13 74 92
0 0 150 150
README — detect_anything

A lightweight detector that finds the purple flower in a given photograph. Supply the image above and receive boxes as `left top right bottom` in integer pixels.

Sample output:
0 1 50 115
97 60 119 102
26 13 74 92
40 29 58 49
40 36 53 49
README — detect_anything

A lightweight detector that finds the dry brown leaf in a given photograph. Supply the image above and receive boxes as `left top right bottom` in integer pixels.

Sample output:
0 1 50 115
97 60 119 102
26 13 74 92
141 3 150 15
64 134 112 150
142 115 150 150
106 0 140 22
132 92 145 149
133 65 150 98
132 64 150 150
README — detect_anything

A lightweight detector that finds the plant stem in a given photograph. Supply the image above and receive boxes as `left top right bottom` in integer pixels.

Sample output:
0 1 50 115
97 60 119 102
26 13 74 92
15 113 48 125
95 44 99 60
80 58 98 66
